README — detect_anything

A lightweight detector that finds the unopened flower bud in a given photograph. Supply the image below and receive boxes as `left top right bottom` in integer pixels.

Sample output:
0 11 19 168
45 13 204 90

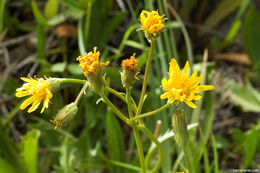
52 102 78 129
121 53 139 88
172 110 188 148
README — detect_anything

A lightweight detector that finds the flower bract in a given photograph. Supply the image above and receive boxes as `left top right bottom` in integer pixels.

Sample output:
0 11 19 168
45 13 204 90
160 58 214 108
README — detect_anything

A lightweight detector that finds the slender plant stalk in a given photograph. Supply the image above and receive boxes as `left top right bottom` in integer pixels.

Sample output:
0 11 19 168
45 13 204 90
126 87 146 173
106 87 137 112
131 104 169 121
140 126 164 173
183 146 191 173
75 82 88 104
101 94 129 125
135 39 155 120
60 78 86 84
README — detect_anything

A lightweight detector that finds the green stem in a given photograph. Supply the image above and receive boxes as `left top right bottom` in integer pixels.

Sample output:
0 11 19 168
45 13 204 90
135 39 155 121
140 126 164 173
101 94 129 125
131 104 169 121
60 78 86 84
126 87 146 173
183 146 191 173
106 87 137 113
75 82 88 104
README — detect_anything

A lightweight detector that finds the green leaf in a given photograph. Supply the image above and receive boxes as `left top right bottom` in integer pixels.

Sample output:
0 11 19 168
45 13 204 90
51 62 67 72
106 110 125 173
36 24 46 64
243 6 260 76
214 135 229 149
67 63 82 75
20 129 41 173
44 0 58 20
0 124 21 169
243 130 260 168
31 0 48 26
77 17 86 54
203 0 242 30
48 8 84 26
0 157 16 173
201 92 215 142
100 11 126 46
0 0 6 34
58 0 84 12
227 80 260 112
211 134 219 173
58 138 77 173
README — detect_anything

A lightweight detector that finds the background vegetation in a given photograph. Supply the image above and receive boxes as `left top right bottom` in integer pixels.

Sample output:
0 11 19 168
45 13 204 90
0 0 260 172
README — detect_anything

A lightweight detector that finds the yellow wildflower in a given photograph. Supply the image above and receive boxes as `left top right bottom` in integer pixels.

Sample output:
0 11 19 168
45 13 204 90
77 47 109 76
121 53 139 71
16 77 53 113
160 58 214 108
139 10 165 34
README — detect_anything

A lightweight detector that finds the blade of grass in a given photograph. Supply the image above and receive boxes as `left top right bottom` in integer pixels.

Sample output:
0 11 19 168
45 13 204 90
168 3 194 72
199 128 210 173
0 0 6 34
106 110 126 173
126 0 145 46
78 17 86 54
58 0 84 11
31 0 48 26
212 134 219 173
158 0 173 59
36 24 46 68
191 49 209 124
84 2 92 47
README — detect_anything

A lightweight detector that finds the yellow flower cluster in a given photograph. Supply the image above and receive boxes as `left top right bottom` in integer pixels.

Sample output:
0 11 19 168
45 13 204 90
139 10 165 34
16 77 53 113
121 53 139 71
160 59 214 108
77 47 109 76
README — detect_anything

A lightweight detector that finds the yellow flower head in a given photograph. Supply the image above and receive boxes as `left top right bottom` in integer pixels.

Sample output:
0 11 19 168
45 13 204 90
139 10 165 34
16 77 53 113
160 58 214 108
77 47 110 76
121 53 139 71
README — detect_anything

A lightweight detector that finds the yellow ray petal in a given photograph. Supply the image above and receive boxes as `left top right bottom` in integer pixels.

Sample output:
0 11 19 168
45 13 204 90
160 92 171 99
183 61 189 75
198 85 215 92
20 96 35 110
28 100 41 113
184 100 197 109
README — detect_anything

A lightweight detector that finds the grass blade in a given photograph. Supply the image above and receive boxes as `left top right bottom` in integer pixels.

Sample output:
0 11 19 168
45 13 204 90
212 134 219 173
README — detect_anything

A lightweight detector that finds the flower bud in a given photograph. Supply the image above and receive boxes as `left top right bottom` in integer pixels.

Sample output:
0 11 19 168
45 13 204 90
172 110 188 148
121 53 139 88
52 102 78 129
